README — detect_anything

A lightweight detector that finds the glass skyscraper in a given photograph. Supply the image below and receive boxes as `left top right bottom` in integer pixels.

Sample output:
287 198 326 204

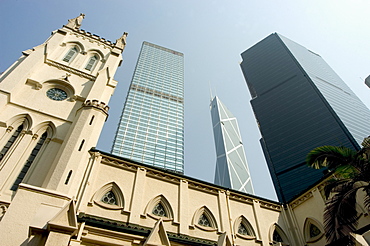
211 96 254 194
112 42 184 173
240 33 370 202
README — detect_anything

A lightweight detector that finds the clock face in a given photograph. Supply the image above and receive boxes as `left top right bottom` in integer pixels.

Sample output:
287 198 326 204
46 88 68 101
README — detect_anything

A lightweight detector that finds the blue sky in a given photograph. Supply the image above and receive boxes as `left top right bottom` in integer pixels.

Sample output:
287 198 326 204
1 0 370 201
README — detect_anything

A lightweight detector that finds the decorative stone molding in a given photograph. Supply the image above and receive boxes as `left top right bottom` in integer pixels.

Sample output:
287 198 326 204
146 170 180 184
100 157 138 171
25 78 42 90
228 193 253 204
290 192 313 209
78 214 217 246
69 29 115 49
83 100 110 114
45 59 96 80
188 182 219 195
259 201 281 211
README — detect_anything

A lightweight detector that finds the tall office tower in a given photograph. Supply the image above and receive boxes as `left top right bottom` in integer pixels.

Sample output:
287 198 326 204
112 42 184 173
211 96 254 194
240 33 370 202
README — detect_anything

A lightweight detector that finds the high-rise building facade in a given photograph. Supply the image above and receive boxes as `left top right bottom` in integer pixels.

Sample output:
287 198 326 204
240 33 370 202
211 96 254 194
112 42 184 173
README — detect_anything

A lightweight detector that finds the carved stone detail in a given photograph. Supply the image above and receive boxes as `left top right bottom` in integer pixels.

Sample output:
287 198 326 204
83 100 109 114
0 203 9 221
45 59 96 80
259 201 281 211
146 170 180 184
70 30 115 49
188 182 219 194
290 192 314 209
65 13 85 30
6 126 13 133
228 193 253 204
115 32 128 50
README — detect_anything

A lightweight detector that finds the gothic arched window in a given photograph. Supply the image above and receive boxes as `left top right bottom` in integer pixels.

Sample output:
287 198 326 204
146 195 174 221
193 206 218 231
85 55 98 71
63 47 78 63
270 224 290 246
93 182 124 210
235 216 256 240
0 124 23 162
304 218 324 243
11 131 47 191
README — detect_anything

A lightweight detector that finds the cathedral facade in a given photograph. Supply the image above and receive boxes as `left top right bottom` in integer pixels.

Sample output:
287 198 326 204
0 15 369 246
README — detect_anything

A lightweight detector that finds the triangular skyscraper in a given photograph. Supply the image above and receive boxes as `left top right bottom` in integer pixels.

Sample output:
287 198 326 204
211 96 254 194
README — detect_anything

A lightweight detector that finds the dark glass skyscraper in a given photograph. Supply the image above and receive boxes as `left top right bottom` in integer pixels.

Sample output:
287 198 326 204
240 33 370 202
112 42 184 173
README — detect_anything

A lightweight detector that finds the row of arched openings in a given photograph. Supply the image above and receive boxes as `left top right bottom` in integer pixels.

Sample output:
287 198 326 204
61 42 103 73
91 182 323 244
0 114 55 191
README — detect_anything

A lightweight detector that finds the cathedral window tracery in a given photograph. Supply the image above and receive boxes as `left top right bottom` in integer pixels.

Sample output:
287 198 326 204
101 191 117 205
152 202 167 217
234 216 256 239
198 213 211 227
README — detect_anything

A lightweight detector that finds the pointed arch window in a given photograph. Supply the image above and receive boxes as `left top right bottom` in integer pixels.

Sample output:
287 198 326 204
270 224 290 246
234 216 256 240
93 182 124 210
146 195 174 221
193 206 218 231
63 47 78 63
11 132 47 191
85 55 98 71
304 218 324 243
0 124 23 162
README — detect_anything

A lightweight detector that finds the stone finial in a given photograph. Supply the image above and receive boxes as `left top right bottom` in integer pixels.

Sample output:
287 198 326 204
115 32 128 49
65 13 85 30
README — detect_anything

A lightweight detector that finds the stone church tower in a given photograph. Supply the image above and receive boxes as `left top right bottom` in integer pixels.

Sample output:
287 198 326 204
0 14 127 245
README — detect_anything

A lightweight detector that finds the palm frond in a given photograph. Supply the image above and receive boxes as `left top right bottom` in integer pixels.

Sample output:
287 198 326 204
306 146 358 170
324 181 359 244
324 179 350 199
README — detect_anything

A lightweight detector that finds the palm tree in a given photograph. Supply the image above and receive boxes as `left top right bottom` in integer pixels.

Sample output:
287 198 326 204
306 137 370 245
